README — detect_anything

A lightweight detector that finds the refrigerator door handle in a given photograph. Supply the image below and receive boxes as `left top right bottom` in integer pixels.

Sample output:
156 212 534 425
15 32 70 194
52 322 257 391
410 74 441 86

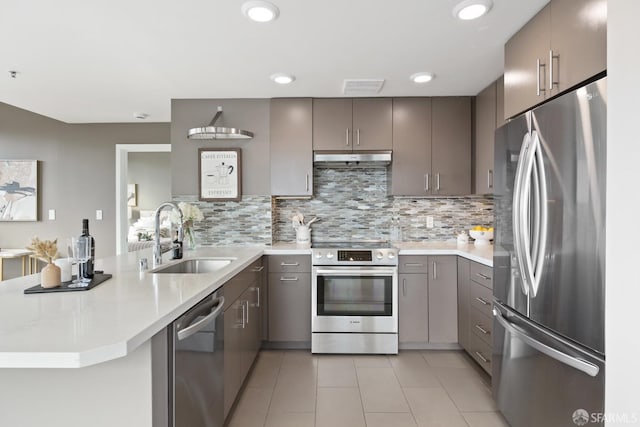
530 131 548 298
493 307 599 377
519 131 540 297
512 132 532 296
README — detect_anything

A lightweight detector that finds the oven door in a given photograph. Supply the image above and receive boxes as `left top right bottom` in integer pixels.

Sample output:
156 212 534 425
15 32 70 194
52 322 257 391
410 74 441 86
312 266 398 333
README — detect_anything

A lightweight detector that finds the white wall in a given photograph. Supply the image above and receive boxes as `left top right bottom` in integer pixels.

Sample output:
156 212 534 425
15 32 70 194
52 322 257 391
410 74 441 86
606 1 640 425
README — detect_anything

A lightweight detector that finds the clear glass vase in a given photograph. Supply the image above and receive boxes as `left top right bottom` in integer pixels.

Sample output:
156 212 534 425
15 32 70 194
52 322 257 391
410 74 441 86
184 225 197 250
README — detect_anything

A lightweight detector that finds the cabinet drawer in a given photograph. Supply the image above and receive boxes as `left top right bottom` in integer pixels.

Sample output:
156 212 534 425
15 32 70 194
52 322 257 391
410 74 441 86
469 281 493 318
268 255 311 273
470 262 493 289
468 332 492 375
399 256 428 274
469 306 493 347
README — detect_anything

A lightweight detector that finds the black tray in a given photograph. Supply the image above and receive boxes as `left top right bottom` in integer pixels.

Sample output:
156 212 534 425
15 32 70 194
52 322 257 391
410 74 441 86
24 273 113 294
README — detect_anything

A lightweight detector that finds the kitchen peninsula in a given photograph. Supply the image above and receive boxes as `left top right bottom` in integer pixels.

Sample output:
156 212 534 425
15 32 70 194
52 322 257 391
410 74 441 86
0 242 492 426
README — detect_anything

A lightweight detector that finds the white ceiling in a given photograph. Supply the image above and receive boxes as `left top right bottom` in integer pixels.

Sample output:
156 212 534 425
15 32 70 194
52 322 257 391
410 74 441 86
0 0 548 123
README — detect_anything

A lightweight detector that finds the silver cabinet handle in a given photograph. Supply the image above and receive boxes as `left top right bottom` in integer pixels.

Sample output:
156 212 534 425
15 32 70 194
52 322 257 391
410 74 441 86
475 297 490 306
402 278 407 297
305 173 309 192
424 174 429 191
475 324 490 335
280 276 299 282
549 50 559 90
345 128 350 146
436 173 440 191
177 297 225 341
250 286 260 308
536 58 546 96
493 306 599 377
404 263 425 267
252 266 264 272
280 262 299 266
245 300 249 325
476 273 491 280
433 261 437 280
356 128 360 145
240 300 246 329
487 169 493 189
475 351 489 363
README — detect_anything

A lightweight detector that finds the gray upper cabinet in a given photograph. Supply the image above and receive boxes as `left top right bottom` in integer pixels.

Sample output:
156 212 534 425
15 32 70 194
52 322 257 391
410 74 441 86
391 97 470 196
504 4 551 119
431 97 471 196
474 81 497 195
504 0 606 119
391 98 432 196
550 0 607 95
270 98 313 196
313 98 392 151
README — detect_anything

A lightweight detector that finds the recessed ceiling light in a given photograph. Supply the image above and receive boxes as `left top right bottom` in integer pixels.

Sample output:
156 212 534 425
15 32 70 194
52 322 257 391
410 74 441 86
134 112 149 120
270 73 295 84
242 1 280 23
452 0 493 20
410 72 435 83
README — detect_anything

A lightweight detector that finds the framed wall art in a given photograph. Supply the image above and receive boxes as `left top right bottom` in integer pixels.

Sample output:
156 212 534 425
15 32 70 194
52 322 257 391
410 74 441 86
0 159 38 221
199 148 242 202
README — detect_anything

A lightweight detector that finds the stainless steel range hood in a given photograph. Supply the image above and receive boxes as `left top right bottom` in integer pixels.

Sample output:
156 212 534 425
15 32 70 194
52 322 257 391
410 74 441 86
313 150 392 168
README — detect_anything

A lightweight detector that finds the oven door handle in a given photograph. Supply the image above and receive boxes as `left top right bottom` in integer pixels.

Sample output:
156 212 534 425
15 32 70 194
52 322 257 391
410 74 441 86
314 268 397 276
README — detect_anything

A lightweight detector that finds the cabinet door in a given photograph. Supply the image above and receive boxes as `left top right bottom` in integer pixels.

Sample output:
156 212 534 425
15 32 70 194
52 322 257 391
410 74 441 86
550 0 606 95
474 82 497 195
496 76 506 128
268 273 311 342
504 4 551 118
223 300 244 418
352 98 392 150
427 256 458 343
399 273 429 344
270 98 313 196
390 98 432 196
457 257 470 351
431 97 471 196
312 99 353 150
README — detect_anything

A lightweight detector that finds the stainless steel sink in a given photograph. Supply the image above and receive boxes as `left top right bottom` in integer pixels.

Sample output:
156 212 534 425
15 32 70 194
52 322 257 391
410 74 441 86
151 258 235 274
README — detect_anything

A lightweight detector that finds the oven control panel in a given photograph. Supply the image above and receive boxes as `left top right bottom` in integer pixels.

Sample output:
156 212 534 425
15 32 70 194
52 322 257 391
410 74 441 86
312 248 398 266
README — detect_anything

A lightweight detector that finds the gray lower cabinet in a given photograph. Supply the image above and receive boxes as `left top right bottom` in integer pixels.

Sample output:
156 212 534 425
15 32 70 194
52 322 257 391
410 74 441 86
390 97 471 196
270 98 313 196
223 258 263 419
457 257 493 375
398 255 457 346
267 255 312 343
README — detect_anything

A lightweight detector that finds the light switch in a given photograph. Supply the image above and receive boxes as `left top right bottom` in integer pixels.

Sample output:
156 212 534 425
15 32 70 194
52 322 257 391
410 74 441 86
96 210 103 221
426 216 434 228
48 209 56 220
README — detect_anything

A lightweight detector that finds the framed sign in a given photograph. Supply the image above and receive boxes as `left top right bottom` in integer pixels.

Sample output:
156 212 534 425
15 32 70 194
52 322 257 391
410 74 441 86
0 159 38 221
199 148 242 202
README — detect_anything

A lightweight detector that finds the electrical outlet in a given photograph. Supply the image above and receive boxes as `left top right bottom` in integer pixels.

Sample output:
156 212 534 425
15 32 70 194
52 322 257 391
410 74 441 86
426 216 434 228
96 210 103 221
48 209 56 220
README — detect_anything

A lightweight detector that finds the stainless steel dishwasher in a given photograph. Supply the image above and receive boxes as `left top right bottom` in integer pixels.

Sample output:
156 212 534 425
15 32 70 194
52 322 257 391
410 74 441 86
169 290 225 427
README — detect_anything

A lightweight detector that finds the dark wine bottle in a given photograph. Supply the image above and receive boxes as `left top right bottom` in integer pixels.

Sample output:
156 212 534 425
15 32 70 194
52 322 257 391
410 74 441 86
172 231 183 260
79 218 95 279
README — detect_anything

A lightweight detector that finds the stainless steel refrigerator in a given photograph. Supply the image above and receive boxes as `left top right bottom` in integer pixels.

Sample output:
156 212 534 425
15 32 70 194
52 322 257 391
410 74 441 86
493 76 606 427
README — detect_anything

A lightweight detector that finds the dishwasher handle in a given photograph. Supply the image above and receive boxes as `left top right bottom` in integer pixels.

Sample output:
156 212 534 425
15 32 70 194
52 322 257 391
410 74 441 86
177 296 225 341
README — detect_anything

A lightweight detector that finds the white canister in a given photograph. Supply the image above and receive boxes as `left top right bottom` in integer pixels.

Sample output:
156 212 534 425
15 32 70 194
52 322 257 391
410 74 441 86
54 258 72 282
295 225 311 243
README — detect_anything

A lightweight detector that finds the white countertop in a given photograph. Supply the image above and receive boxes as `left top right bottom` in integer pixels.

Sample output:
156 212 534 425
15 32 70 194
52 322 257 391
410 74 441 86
0 242 491 369
0 246 263 369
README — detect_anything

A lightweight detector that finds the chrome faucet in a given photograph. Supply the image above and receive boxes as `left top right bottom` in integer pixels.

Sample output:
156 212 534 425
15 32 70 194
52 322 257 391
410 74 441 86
153 202 184 267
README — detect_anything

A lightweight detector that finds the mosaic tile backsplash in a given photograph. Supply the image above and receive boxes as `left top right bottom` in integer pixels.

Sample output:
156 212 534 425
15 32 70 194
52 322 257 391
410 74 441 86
273 168 494 243
175 168 493 246
172 195 272 246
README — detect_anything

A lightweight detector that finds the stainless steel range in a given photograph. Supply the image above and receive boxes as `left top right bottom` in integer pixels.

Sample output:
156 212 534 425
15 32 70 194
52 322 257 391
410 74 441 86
311 242 398 354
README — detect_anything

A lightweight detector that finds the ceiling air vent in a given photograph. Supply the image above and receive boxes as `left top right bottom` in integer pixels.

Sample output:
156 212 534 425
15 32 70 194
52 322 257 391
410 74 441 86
342 79 385 96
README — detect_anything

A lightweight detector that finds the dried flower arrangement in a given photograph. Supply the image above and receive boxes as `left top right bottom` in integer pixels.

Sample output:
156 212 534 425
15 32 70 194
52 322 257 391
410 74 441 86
27 237 58 264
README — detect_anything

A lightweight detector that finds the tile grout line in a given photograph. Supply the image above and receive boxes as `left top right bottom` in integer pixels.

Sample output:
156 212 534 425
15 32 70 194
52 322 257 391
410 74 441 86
261 351 285 427
389 354 422 427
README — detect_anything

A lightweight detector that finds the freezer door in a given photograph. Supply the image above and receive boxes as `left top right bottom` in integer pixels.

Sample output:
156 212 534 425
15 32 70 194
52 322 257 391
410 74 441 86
528 77 606 354
493 302 604 427
493 113 530 317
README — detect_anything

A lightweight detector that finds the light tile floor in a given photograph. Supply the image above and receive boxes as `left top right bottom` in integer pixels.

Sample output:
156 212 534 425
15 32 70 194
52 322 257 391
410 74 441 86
227 350 510 427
